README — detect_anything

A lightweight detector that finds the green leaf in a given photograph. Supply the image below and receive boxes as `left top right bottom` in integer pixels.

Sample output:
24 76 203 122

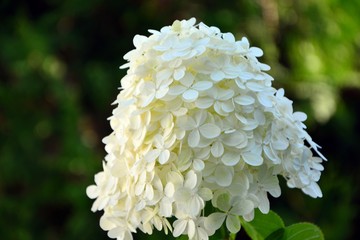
265 228 285 240
240 209 285 240
280 223 324 240
240 209 324 240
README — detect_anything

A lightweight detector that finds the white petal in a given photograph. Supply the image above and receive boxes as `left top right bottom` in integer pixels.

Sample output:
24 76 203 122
226 215 241 233
228 175 249 197
188 219 196 239
239 71 253 80
195 97 214 109
241 37 250 47
159 150 170 164
108 227 124 239
215 192 231 211
243 211 255 222
173 219 187 237
211 71 225 81
254 110 266 125
235 113 248 124
156 87 169 99
193 159 205 171
198 188 213 201
259 63 271 71
93 197 107 211
302 182 322 198
235 79 246 89
178 115 197 130
230 199 254 215
164 182 175 197
135 200 146 212
276 88 285 97
269 185 281 198
195 147 211 159
184 170 197 189
145 149 161 162
221 152 240 166
192 81 213 91
257 92 273 107
135 181 145 196
258 192 270 214
263 145 280 163
197 227 209 240
204 213 226 232
242 119 258 131
133 34 147 48
153 37 171 51
242 152 263 166
145 184 154 200
168 85 186 95
86 185 99 199
194 110 208 125
157 69 173 82
173 107 188 117
199 123 221 139
188 130 200 148
218 89 234 100
100 216 114 230
159 197 173 217
271 139 289 150
183 89 199 101
179 72 194 87
211 141 224 157
246 81 264 92
189 196 203 216
174 68 185 80
213 102 223 115
119 62 130 69
249 47 263 57
221 101 235 113
234 95 255 105
223 32 235 42
293 111 307 122
161 51 177 61
222 131 247 148
175 188 191 202
141 94 155 107
215 165 233 187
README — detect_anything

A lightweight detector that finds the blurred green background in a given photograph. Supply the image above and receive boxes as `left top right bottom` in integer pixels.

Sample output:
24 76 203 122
1 0 359 239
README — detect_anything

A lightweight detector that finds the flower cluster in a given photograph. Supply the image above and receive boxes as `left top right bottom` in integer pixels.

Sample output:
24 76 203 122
87 18 326 240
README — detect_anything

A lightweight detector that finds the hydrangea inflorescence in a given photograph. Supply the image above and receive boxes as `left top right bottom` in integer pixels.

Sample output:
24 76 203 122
87 18 326 240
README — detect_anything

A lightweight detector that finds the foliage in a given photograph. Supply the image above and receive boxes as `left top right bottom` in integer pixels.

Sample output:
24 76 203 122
241 209 323 240
0 0 359 239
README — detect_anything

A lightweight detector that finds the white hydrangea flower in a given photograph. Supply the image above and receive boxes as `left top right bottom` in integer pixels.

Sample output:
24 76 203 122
87 18 326 240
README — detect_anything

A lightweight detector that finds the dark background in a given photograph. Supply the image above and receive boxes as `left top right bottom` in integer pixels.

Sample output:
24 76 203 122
1 0 359 239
